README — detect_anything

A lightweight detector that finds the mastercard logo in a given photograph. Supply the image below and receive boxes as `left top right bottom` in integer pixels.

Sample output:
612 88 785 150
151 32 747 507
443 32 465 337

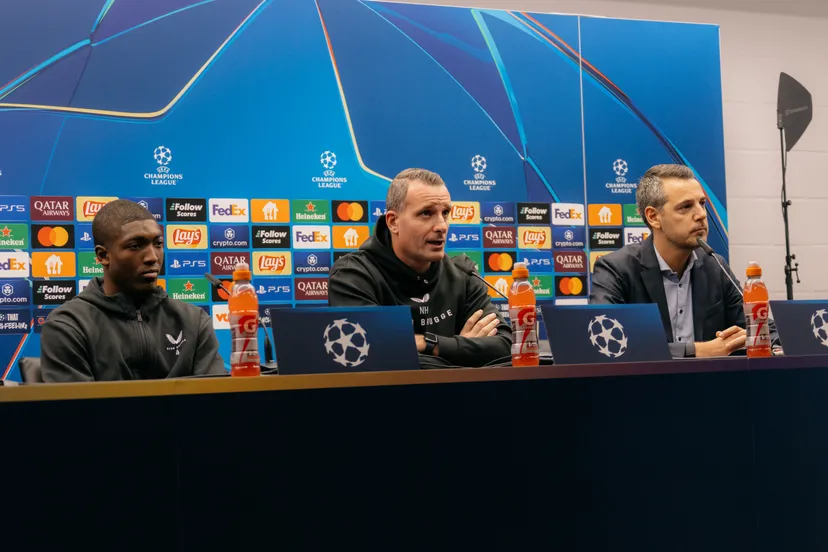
334 201 366 222
557 276 584 296
487 252 514 272
37 226 71 247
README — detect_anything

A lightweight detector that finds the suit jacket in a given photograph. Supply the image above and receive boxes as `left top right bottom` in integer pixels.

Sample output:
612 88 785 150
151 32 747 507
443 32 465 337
590 237 745 357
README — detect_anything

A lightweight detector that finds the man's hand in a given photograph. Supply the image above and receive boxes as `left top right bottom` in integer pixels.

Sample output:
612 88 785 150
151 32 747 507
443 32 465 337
415 334 438 355
695 326 746 357
460 309 500 338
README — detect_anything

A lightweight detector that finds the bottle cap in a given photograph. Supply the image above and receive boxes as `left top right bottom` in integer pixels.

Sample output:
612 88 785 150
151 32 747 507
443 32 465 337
233 261 252 281
512 261 529 279
746 261 762 277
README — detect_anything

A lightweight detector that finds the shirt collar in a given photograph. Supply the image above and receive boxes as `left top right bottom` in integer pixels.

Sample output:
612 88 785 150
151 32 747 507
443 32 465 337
653 245 698 276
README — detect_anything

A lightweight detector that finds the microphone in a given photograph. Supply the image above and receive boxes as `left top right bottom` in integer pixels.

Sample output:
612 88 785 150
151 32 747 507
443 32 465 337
204 273 276 365
451 256 509 300
696 238 743 298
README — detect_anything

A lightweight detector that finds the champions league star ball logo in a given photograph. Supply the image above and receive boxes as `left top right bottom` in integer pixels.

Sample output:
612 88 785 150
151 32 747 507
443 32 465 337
811 309 828 348
587 315 628 358
471 154 487 178
323 318 370 367
320 151 337 172
612 158 629 184
154 146 172 168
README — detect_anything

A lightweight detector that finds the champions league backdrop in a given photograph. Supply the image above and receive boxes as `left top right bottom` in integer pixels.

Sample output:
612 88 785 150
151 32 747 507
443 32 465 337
0 0 726 379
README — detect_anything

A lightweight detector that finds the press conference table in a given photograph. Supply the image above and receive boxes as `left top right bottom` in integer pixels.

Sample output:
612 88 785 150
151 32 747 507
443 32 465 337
3 356 828 551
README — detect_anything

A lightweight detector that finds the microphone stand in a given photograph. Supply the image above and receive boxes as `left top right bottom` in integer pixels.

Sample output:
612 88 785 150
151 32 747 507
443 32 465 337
778 114 800 300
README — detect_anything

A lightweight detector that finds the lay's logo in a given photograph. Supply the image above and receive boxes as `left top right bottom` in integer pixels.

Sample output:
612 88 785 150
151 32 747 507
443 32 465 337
253 252 292 275
449 202 480 224
167 225 207 249
76 197 117 221
518 227 551 249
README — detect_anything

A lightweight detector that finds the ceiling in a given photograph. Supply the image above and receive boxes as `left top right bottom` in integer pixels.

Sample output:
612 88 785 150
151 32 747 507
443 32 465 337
599 0 828 17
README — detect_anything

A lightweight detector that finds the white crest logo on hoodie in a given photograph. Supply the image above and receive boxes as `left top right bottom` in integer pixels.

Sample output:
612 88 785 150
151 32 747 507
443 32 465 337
166 331 186 356
410 293 430 304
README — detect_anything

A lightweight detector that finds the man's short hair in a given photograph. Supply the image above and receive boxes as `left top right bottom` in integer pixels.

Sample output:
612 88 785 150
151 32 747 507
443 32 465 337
636 164 697 228
386 168 446 212
92 200 157 247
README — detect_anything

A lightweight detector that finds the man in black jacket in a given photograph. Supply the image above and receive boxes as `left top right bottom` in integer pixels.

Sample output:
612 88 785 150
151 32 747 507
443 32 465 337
328 168 512 367
40 200 227 381
591 164 747 358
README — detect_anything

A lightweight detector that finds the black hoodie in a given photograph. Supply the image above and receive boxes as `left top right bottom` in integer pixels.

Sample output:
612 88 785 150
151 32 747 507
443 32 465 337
328 218 512 367
40 277 227 382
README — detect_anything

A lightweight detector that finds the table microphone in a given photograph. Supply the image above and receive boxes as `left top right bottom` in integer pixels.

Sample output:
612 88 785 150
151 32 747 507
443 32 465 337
451 256 509 300
696 238 744 298
203 273 276 365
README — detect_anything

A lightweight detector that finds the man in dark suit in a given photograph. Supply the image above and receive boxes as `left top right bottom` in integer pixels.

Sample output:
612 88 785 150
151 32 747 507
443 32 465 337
590 164 746 358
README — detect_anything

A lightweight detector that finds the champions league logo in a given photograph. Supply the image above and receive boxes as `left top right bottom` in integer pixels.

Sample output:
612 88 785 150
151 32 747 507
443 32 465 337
313 150 347 189
463 154 496 191
145 145 184 186
323 318 370 367
588 315 628 358
606 158 635 195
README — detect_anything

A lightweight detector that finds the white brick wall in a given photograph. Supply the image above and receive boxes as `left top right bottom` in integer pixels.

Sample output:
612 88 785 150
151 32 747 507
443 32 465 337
394 0 828 299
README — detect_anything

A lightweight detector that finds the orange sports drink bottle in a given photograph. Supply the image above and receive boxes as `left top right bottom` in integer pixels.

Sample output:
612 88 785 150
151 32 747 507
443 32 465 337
743 261 771 358
228 262 261 376
508 262 539 366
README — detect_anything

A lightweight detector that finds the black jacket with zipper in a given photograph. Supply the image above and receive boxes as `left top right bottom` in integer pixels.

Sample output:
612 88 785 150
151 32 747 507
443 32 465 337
328 217 512 367
40 277 227 382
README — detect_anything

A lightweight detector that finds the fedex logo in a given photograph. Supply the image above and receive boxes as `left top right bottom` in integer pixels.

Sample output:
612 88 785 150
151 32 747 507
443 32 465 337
446 228 481 249
0 253 29 277
209 199 249 223
624 227 651 245
551 203 585 226
293 226 331 249
253 278 293 301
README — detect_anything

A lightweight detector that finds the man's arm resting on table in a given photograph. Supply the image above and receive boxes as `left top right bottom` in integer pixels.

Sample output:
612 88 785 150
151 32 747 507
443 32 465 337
427 278 511 367
40 318 94 382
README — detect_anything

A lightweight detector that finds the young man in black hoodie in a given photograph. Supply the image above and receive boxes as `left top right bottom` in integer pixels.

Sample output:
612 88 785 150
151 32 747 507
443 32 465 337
329 168 512 367
40 200 227 382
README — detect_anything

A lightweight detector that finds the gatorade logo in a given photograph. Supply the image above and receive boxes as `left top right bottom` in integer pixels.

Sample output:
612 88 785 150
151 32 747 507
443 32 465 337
449 202 480 224
167 225 207 249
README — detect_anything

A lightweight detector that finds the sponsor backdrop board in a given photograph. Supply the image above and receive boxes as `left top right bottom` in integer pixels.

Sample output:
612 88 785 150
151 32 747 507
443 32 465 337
0 1 726 378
